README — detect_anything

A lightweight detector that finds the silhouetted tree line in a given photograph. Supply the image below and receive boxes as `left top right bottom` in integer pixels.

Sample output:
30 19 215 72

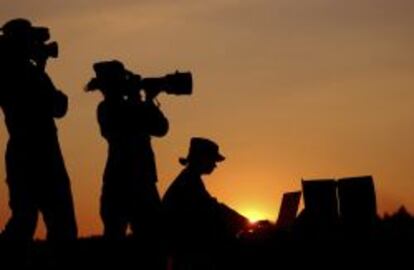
0 18 413 269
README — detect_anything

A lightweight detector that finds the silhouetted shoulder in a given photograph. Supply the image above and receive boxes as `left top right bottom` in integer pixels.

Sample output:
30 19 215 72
163 169 218 216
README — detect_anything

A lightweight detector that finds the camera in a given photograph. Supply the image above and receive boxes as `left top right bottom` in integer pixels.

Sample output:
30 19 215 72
29 26 59 62
0 18 59 63
31 41 59 60
86 60 193 99
140 72 192 96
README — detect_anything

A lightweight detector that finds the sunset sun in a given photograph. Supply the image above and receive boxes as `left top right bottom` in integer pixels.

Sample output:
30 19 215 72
242 209 267 224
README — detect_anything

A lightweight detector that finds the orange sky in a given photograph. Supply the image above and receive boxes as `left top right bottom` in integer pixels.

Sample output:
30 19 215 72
1 0 414 238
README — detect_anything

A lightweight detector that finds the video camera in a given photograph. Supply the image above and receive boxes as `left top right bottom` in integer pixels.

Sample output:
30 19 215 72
0 18 58 66
86 60 192 100
30 28 59 62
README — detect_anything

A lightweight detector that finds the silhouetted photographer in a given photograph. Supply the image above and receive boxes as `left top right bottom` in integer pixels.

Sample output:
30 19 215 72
86 60 191 244
163 138 248 269
0 18 78 245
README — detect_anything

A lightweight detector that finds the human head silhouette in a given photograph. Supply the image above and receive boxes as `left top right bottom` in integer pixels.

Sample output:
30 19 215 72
1 18 34 60
179 137 225 175
85 60 139 100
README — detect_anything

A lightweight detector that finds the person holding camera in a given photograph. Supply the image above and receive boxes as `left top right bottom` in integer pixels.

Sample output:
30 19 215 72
86 60 170 243
0 18 77 243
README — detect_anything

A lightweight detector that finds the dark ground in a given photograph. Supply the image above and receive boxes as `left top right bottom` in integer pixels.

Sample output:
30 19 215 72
0 214 413 270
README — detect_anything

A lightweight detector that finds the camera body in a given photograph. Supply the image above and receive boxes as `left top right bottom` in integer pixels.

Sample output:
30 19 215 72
28 26 59 65
86 60 192 100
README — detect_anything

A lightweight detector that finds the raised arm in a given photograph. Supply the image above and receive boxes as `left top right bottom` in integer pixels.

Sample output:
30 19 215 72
139 101 169 137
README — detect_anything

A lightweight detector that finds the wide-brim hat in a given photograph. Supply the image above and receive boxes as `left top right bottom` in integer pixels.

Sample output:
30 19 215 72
85 60 127 91
1 18 49 42
179 137 225 165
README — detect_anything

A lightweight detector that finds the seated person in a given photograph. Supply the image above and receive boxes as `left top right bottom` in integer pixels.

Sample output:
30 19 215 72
163 137 248 268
